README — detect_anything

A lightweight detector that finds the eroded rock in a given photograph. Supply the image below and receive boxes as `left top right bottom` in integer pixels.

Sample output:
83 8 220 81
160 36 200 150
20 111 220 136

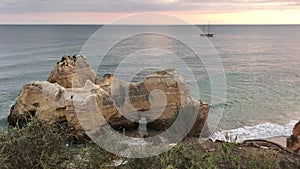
8 81 67 126
9 55 209 140
99 69 210 137
47 55 100 88
287 121 300 153
8 80 137 139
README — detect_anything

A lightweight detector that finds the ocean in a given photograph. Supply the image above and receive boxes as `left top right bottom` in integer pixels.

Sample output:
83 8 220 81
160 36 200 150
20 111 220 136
0 25 299 141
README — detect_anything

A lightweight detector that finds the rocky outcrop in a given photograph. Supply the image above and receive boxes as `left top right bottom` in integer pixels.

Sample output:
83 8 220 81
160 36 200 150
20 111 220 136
287 121 300 153
8 55 209 140
8 80 136 139
47 55 100 88
101 69 210 137
8 82 67 127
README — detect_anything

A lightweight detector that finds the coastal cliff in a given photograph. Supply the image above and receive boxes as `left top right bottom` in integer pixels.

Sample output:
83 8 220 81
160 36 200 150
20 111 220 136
287 121 300 153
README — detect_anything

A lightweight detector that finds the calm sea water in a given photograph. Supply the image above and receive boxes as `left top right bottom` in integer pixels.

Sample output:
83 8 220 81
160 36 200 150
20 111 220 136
0 25 299 141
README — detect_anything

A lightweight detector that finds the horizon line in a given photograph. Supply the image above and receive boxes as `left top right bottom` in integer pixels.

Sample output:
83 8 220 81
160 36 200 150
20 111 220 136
0 23 300 26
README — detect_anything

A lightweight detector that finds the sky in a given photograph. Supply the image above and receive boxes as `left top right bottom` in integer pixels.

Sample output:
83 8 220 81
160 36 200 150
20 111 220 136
0 0 299 24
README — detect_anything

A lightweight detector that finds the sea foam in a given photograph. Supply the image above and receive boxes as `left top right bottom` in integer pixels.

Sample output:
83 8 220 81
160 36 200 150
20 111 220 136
211 120 298 142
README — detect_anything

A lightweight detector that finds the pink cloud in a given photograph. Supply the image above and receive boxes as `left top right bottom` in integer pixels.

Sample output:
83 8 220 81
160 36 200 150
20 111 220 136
0 1 299 24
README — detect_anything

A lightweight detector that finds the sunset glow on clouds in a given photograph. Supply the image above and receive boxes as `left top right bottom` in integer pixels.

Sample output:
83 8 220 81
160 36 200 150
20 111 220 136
0 0 299 24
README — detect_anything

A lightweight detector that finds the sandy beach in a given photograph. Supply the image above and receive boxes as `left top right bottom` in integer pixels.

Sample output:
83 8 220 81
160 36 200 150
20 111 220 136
265 136 287 148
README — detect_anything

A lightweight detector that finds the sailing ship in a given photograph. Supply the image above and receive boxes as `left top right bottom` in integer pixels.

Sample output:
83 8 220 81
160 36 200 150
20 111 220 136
201 23 215 37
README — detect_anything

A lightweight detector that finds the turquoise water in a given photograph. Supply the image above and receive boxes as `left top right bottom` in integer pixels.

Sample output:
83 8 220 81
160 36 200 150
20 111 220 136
0 25 299 139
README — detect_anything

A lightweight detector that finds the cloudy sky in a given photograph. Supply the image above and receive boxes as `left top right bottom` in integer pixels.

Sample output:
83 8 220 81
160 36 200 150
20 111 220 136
0 0 299 24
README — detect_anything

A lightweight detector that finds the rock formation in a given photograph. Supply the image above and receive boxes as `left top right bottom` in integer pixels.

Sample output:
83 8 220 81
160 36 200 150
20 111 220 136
101 69 209 137
47 55 100 88
8 80 136 139
8 55 209 140
9 82 67 126
287 121 300 153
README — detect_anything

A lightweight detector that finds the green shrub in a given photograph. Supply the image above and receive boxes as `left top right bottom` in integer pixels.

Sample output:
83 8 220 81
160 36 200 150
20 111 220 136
0 118 288 169
0 118 72 168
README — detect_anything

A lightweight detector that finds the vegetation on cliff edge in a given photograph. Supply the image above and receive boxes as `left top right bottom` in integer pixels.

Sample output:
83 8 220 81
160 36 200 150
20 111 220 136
0 118 299 169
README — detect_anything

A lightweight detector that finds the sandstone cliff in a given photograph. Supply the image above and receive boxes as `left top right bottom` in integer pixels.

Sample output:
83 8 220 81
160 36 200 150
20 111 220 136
8 55 209 140
47 55 100 88
287 121 300 153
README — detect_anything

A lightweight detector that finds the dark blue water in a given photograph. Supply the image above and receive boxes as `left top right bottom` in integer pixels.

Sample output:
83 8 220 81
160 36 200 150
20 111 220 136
0 25 299 140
